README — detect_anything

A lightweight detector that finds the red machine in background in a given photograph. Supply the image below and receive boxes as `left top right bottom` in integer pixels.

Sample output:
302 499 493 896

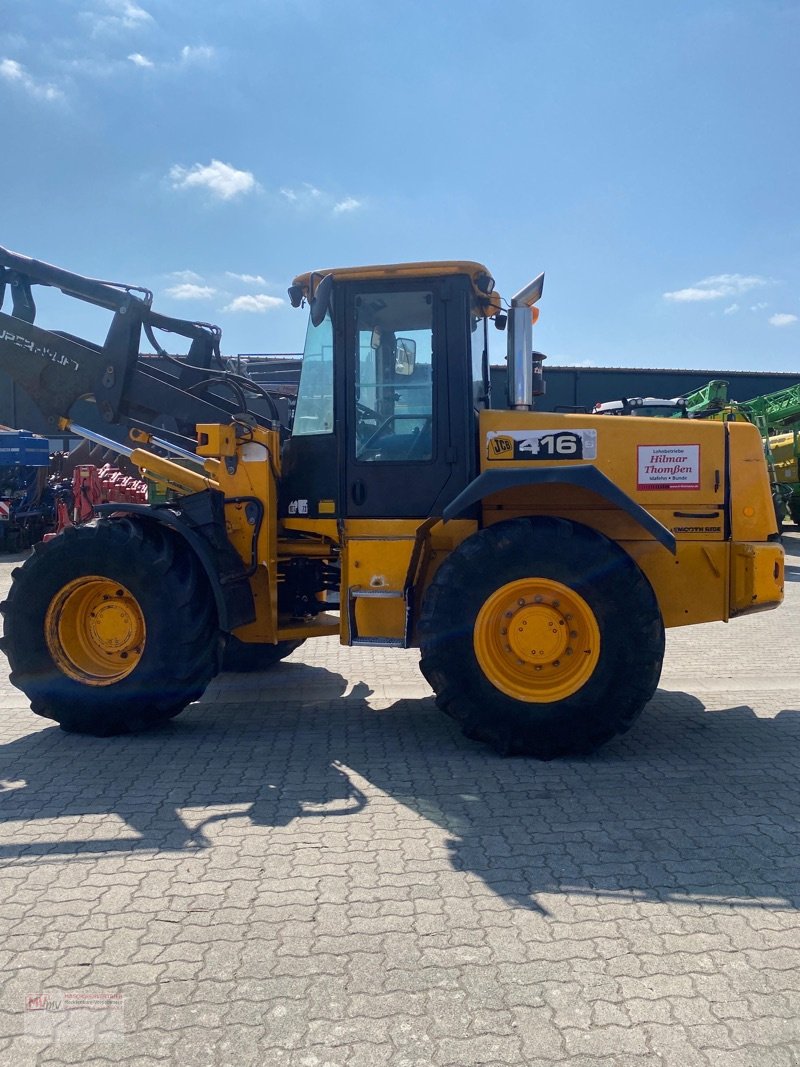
46 463 150 540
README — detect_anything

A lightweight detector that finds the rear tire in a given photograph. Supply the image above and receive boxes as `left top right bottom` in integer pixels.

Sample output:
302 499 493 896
419 517 664 759
0 519 219 735
222 635 304 672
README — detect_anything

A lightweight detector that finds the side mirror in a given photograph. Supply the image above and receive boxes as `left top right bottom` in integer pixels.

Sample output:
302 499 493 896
395 337 416 376
309 273 333 327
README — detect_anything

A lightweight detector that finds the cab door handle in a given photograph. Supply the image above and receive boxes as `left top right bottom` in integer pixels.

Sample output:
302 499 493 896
351 480 366 505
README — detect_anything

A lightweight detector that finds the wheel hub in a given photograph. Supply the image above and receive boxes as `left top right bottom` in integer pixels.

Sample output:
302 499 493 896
507 604 569 664
87 598 140 652
473 577 601 703
45 576 146 686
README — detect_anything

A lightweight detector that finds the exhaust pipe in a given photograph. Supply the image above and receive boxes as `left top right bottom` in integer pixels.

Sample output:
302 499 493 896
507 273 545 410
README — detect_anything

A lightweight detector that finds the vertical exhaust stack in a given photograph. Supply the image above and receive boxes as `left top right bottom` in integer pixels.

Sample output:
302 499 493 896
507 273 545 411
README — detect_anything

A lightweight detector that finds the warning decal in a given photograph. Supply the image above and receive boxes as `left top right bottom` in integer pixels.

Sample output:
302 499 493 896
637 444 700 491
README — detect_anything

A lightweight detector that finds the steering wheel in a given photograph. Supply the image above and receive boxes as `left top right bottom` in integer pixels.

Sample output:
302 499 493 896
359 413 433 457
355 401 380 446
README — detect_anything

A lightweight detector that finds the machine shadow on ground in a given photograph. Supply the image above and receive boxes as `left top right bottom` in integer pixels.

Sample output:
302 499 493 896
1 660 798 915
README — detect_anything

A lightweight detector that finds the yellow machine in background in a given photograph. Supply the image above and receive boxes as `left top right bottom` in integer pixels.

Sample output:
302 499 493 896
0 248 784 758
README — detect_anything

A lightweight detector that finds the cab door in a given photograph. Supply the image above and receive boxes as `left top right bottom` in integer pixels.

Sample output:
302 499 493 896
342 278 468 519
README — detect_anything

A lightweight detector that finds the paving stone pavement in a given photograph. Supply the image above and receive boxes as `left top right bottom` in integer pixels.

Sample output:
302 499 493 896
1 533 799 1067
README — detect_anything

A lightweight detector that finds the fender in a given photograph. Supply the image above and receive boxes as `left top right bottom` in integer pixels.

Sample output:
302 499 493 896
92 499 256 631
442 464 677 554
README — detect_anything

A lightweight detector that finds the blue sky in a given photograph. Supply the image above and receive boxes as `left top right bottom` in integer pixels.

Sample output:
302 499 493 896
1 0 798 372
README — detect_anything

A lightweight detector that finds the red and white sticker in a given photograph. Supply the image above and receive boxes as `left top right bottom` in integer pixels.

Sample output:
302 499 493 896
0 500 10 521
637 445 700 491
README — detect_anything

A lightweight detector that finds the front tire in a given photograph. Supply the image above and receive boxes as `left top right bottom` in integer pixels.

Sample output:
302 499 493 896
0 519 219 735
419 517 664 759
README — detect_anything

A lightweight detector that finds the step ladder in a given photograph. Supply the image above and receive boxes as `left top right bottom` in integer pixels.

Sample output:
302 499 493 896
346 586 409 648
344 518 436 649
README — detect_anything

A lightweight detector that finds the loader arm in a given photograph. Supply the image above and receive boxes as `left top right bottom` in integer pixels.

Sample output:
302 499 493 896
0 245 276 447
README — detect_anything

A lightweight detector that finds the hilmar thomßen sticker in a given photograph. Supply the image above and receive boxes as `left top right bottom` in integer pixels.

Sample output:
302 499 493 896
637 444 700 490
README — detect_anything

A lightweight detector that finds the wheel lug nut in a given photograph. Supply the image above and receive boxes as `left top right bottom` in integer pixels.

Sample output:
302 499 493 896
570 630 578 638
566 648 573 656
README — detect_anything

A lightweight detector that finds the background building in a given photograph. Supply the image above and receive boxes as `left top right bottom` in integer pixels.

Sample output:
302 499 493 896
1 359 798 444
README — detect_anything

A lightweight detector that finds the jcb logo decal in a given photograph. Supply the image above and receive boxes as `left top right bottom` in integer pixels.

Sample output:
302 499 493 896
489 435 514 458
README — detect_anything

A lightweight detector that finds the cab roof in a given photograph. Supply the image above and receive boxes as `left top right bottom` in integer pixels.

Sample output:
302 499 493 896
292 260 500 309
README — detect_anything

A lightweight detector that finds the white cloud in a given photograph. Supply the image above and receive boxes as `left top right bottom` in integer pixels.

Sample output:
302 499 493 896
169 270 205 284
224 294 284 313
169 159 258 201
166 283 216 300
333 196 362 214
751 302 768 312
114 0 152 25
663 273 770 303
121 45 215 73
281 183 362 216
769 313 798 327
0 58 63 101
281 183 322 205
723 303 739 315
664 287 721 303
87 0 154 35
181 45 215 64
226 272 267 286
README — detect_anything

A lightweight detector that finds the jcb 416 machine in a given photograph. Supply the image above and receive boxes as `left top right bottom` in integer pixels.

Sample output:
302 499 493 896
0 247 784 758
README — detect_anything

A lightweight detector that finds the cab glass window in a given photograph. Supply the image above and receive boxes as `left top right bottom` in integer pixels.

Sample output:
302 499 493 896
292 310 333 436
471 312 489 407
354 290 434 462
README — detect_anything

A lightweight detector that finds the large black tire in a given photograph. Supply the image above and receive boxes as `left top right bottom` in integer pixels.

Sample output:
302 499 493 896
419 517 664 759
0 519 219 735
222 635 305 672
789 496 800 528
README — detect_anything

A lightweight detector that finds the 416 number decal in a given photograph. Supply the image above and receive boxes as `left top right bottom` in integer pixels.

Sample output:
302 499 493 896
487 429 597 462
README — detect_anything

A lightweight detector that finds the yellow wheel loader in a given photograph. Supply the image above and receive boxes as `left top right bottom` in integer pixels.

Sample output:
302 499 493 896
0 247 784 758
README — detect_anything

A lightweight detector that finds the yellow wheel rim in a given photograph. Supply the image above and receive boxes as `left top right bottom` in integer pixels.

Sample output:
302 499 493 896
45 576 146 686
473 577 601 703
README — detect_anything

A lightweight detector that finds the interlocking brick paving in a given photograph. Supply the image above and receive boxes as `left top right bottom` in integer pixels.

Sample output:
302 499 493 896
1 533 799 1065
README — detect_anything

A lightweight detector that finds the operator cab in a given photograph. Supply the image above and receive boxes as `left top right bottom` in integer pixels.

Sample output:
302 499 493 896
282 262 499 520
